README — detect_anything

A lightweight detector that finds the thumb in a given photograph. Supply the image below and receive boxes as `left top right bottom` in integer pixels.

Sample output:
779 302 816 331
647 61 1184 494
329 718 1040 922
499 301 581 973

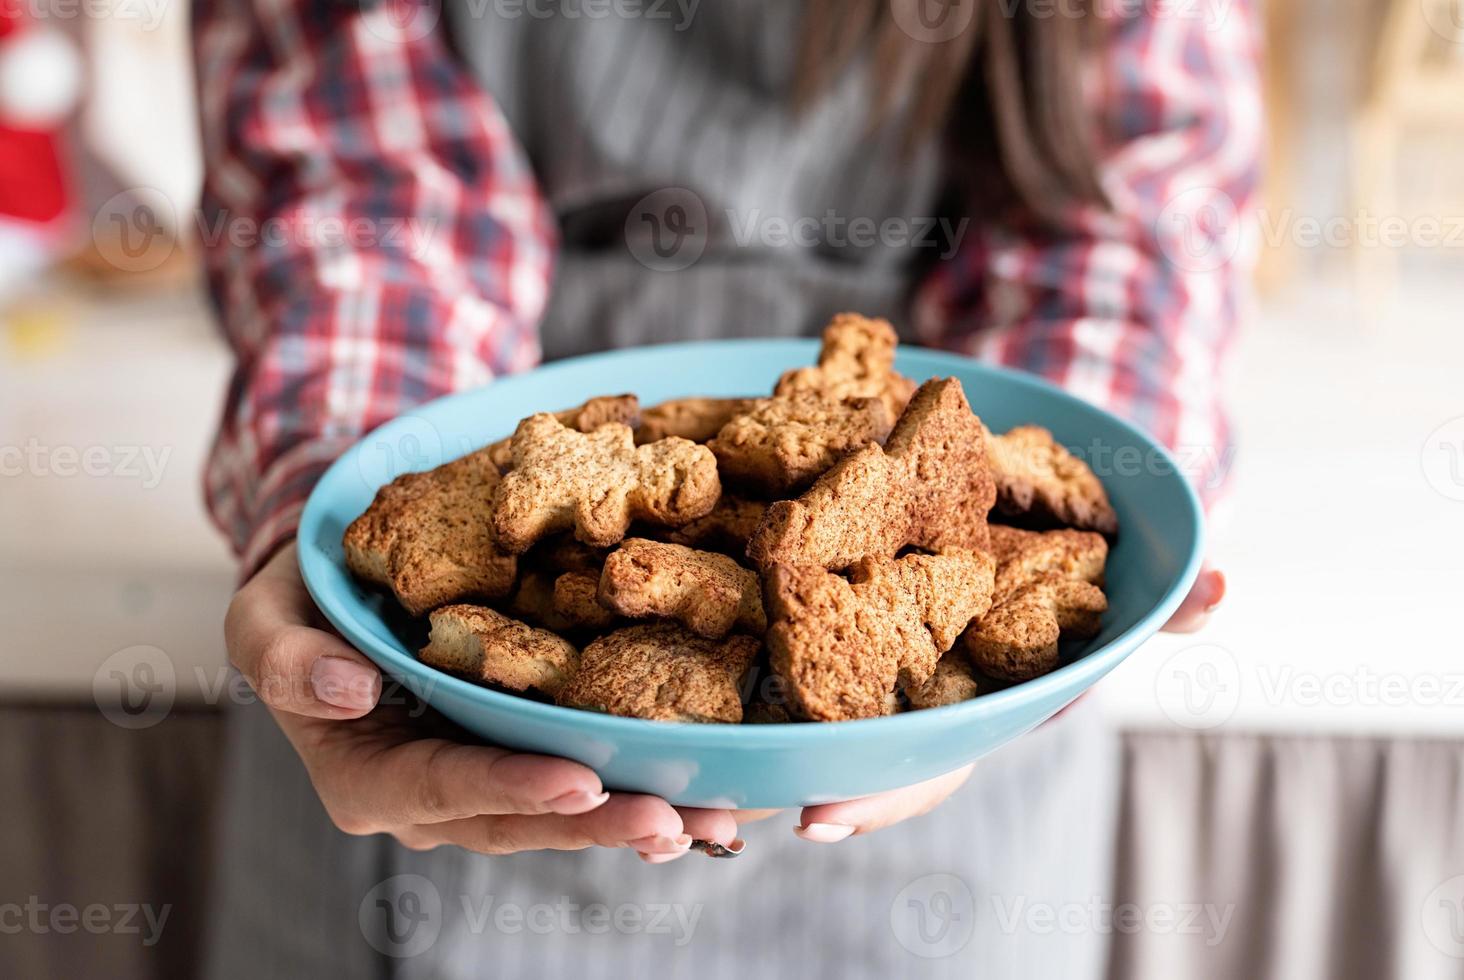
225 543 382 719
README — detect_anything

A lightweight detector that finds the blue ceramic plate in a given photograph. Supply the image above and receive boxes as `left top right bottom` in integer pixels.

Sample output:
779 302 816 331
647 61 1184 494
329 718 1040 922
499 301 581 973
299 339 1202 808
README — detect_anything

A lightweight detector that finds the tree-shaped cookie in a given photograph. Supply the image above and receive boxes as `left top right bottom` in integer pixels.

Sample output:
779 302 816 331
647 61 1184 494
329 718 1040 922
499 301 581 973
746 377 997 571
492 414 721 553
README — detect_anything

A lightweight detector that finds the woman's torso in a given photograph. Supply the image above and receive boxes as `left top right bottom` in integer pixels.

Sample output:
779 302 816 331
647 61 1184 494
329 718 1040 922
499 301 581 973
446 0 948 358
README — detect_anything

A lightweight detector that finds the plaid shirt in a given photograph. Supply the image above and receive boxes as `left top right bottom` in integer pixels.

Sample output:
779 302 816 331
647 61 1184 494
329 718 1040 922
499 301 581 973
194 0 1261 577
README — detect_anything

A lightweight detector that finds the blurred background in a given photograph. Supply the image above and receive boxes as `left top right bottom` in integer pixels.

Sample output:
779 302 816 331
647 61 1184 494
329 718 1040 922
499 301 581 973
2 0 1463 977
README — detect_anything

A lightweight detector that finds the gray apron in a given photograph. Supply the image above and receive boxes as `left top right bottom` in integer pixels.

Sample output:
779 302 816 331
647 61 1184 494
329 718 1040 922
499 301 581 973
205 3 1119 977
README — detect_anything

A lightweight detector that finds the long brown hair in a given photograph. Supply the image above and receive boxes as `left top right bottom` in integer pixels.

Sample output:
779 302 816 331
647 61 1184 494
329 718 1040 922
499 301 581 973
793 0 1108 224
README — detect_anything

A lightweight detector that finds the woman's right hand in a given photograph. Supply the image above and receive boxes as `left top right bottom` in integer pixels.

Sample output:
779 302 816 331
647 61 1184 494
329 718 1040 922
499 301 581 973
224 542 742 863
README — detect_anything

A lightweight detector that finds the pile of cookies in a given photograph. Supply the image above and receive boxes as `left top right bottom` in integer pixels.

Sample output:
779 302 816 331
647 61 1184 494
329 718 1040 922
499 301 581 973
344 314 1119 723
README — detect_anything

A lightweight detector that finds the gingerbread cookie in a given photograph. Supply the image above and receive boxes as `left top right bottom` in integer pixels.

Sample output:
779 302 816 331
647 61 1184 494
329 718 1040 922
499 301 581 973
344 449 516 616
746 377 996 571
774 312 917 419
508 569 618 633
492 415 721 553
963 579 1106 681
708 392 892 495
598 538 765 639
487 395 640 471
764 549 996 721
420 604 579 696
902 652 983 710
661 495 769 555
555 623 760 723
986 425 1118 534
636 397 757 444
962 525 1109 681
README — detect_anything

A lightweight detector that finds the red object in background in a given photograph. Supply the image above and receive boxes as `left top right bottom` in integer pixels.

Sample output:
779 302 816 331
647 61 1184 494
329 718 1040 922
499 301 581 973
0 0 72 227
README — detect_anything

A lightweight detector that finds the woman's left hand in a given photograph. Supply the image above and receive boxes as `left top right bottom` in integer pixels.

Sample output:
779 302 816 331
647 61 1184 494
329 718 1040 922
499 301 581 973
788 563 1228 843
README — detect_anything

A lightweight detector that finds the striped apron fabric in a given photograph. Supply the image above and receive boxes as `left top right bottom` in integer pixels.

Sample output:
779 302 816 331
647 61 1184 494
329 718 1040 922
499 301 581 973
205 3 1120 977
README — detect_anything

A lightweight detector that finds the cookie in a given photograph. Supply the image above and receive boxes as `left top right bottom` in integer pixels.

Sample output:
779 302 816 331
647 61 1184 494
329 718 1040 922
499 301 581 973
985 524 1108 599
598 538 765 639
774 312 917 419
420 604 579 696
963 579 1107 681
508 569 618 633
708 391 893 495
764 549 996 721
636 397 758 444
555 623 760 723
492 414 721 553
962 525 1109 681
661 495 769 555
343 449 517 617
986 425 1118 534
746 377 997 571
487 395 640 471
902 652 983 710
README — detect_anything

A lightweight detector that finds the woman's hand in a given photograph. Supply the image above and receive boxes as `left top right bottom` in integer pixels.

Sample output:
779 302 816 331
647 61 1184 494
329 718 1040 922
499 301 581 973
1163 564 1226 634
225 543 741 863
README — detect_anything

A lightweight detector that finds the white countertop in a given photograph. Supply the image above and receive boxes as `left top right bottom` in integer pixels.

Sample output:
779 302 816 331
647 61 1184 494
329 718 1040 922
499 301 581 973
3 272 1461 735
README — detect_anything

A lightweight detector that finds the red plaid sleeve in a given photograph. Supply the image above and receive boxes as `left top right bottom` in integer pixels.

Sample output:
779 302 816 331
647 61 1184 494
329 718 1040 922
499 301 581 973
193 0 555 577
915 1 1262 507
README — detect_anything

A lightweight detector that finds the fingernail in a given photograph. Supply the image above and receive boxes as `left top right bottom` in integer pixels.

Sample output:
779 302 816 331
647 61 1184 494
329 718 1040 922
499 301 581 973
639 850 689 865
310 657 379 710
544 789 609 815
795 823 854 844
625 833 692 854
